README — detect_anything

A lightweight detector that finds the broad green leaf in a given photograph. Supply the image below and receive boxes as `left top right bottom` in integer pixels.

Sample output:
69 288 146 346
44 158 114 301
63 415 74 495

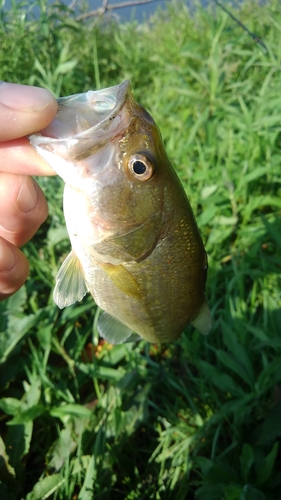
253 399 281 446
0 435 16 478
71 455 92 475
214 349 254 389
224 484 243 499
221 322 255 387
21 379 41 410
0 312 41 363
6 286 27 312
7 405 46 425
214 215 238 226
201 185 218 199
26 474 64 500
244 325 269 343
77 455 95 500
47 226 68 249
204 461 239 484
48 426 78 471
101 343 134 365
240 485 266 500
240 444 254 483
5 424 31 475
77 362 124 381
195 484 228 500
0 398 21 415
237 167 268 188
256 442 279 486
54 60 78 76
198 360 244 397
50 404 93 419
194 456 213 476
197 205 217 226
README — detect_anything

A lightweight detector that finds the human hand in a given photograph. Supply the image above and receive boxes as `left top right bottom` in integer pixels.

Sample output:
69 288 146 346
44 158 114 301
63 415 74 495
0 82 58 301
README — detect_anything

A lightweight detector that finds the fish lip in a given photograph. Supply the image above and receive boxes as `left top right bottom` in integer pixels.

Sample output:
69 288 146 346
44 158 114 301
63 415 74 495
29 80 131 147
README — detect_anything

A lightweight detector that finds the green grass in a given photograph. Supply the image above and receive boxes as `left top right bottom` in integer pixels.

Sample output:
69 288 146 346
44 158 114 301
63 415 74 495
0 0 281 498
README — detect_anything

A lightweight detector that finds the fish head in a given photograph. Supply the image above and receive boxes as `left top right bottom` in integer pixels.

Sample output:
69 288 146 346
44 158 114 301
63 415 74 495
30 81 174 261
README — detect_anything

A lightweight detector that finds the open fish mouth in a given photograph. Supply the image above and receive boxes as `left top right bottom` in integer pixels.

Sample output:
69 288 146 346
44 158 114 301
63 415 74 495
29 81 131 161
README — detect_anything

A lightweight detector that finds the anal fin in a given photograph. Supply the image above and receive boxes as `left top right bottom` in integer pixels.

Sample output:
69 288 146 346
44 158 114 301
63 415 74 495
98 312 141 344
191 299 212 335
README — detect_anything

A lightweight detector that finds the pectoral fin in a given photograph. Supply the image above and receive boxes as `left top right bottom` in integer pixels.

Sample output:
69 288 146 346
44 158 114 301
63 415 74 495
98 312 141 344
191 299 212 335
99 262 142 299
54 251 88 308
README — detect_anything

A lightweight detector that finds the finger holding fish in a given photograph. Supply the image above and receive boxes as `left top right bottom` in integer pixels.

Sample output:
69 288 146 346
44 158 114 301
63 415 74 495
0 82 57 300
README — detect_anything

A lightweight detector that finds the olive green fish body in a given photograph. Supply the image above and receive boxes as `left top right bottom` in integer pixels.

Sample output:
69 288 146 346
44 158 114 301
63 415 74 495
29 81 211 343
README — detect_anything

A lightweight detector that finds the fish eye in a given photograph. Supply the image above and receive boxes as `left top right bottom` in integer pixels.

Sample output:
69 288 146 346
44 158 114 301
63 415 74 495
128 154 154 181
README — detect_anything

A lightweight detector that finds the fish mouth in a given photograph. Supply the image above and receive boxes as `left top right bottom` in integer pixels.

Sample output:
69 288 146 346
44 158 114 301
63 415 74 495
29 81 131 161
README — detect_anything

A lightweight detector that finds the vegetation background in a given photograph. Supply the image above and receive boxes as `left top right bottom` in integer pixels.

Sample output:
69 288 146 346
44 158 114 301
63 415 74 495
0 0 281 498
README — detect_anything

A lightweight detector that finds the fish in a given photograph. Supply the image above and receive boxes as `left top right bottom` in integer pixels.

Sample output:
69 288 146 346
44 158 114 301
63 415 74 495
29 81 211 344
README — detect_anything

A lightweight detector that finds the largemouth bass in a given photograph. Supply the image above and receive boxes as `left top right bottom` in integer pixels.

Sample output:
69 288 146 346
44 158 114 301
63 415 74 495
29 81 211 343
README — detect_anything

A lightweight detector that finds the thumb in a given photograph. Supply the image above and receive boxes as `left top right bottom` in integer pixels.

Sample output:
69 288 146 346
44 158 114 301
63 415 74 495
0 82 58 141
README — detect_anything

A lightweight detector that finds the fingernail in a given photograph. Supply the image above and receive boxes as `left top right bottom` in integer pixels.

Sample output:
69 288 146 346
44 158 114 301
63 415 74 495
0 239 16 272
0 82 55 112
16 176 38 212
